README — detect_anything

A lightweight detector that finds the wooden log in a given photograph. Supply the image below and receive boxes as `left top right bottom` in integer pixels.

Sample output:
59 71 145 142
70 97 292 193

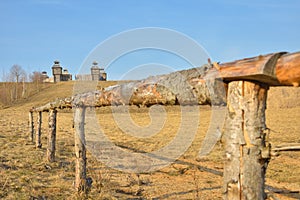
203 52 286 85
28 111 34 142
32 99 73 112
72 65 217 107
273 145 300 152
223 81 270 200
205 51 300 87
32 64 219 112
35 111 42 148
47 109 57 162
74 105 88 193
275 51 300 86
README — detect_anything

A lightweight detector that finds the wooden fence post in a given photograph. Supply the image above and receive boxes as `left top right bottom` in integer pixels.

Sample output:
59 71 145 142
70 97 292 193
47 109 57 162
223 81 270 200
29 111 34 142
74 105 87 192
36 111 42 148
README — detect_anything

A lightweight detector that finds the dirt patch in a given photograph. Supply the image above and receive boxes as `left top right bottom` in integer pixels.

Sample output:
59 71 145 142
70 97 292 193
268 87 300 109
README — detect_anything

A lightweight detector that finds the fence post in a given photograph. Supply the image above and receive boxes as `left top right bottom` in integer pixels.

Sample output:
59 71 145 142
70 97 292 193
47 109 57 162
36 111 42 148
223 81 270 199
29 111 34 142
74 105 87 192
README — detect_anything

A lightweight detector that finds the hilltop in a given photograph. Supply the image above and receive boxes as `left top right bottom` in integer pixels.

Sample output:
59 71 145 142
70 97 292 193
0 81 120 110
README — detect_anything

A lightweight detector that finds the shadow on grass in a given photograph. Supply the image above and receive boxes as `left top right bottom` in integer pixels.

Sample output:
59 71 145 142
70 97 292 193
153 186 222 199
114 143 300 199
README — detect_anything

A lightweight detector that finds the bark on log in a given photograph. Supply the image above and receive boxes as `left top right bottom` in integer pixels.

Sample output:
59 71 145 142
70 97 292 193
223 81 270 200
74 105 88 193
28 111 34 142
31 64 226 112
35 111 42 148
47 109 57 162
71 64 223 107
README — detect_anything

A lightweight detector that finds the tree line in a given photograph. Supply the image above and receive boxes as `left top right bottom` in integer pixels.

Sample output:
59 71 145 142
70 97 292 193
0 64 49 107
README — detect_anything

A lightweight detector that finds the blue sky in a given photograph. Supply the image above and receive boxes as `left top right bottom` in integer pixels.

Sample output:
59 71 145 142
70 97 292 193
0 0 300 80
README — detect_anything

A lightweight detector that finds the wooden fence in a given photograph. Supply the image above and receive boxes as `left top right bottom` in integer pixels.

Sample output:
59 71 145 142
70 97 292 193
29 51 300 199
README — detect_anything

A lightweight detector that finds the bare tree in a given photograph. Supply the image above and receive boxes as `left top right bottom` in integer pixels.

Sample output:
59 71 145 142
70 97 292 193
21 74 27 98
30 71 44 83
10 64 25 83
9 64 26 100
0 69 13 104
29 71 45 92
1 69 8 82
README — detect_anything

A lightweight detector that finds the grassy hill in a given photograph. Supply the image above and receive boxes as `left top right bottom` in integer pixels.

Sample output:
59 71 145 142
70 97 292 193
1 81 120 110
0 81 299 199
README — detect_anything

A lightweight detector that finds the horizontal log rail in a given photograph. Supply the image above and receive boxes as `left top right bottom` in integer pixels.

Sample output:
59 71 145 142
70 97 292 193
30 51 300 113
30 64 217 112
272 143 300 152
204 51 300 86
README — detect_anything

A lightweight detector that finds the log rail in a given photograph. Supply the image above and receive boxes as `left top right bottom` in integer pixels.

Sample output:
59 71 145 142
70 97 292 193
29 51 300 113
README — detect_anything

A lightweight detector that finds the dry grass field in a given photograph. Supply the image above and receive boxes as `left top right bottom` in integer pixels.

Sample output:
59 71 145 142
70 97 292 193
0 81 299 199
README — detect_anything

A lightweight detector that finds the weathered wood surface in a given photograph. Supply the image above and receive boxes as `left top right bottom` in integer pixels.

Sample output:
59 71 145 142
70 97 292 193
276 51 300 86
205 51 300 87
74 105 88 192
31 64 225 111
273 143 300 152
47 109 57 162
206 52 286 85
32 99 73 112
35 111 42 148
223 81 269 200
28 111 34 142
